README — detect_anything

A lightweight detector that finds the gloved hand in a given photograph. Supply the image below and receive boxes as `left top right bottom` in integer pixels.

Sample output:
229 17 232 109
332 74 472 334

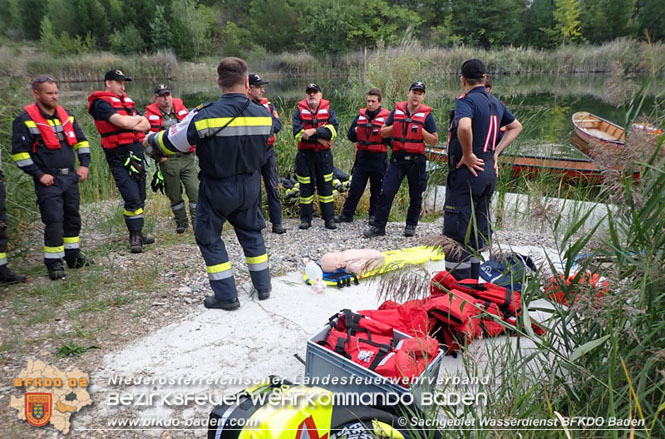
123 152 147 182
150 169 164 193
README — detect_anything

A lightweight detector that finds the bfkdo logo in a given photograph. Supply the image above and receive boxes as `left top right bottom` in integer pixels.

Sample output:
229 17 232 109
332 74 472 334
25 393 52 427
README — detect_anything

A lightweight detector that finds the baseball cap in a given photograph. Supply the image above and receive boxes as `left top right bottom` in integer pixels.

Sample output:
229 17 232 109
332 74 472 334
104 69 132 82
409 81 426 92
249 74 268 87
154 84 171 96
461 59 486 79
305 83 321 93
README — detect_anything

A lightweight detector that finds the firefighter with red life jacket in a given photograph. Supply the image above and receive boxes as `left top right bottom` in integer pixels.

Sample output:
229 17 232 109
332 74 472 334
292 83 340 231
11 76 92 280
248 74 285 234
88 69 154 253
364 82 438 238
336 88 391 226
444 59 522 281
145 84 199 234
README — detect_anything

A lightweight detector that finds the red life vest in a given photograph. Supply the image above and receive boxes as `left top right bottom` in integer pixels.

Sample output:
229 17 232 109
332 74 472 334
356 107 390 152
87 91 145 149
23 103 77 150
145 98 194 152
296 98 331 151
260 97 276 147
391 101 432 154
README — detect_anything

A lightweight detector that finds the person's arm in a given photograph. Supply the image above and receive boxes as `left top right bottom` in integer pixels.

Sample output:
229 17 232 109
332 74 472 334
10 115 48 183
270 103 282 135
456 117 484 177
293 108 311 141
421 113 438 146
71 115 91 181
144 109 201 155
493 119 522 158
347 115 360 142
109 113 150 132
380 110 395 138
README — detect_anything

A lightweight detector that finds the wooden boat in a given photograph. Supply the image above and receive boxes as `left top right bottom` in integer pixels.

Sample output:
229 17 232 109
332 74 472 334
571 112 624 155
426 146 605 183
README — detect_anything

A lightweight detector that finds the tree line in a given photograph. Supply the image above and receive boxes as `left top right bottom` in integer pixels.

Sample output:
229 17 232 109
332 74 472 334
0 0 662 59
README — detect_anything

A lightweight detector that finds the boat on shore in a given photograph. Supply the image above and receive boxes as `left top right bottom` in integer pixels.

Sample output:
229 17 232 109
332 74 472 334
571 112 625 155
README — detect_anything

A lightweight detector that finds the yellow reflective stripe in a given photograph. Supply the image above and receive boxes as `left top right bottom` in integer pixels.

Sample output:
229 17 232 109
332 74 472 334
323 172 333 182
324 124 337 140
73 140 89 150
63 236 80 244
294 129 304 142
206 262 232 274
24 120 37 128
68 116 74 123
124 208 144 216
318 195 334 203
156 131 176 155
194 116 272 131
246 254 268 264
296 175 311 184
12 152 31 161
300 195 314 204
45 245 65 253
0 252 7 259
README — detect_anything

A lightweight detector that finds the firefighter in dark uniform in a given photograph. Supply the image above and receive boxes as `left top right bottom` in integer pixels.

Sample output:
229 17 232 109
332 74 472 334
88 69 154 253
248 73 285 234
364 82 438 238
336 88 390 226
0 165 27 284
444 59 522 280
145 83 199 234
145 57 273 311
11 76 92 280
292 83 339 230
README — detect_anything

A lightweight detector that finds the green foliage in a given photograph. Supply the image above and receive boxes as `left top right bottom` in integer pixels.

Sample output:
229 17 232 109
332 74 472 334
521 0 559 49
149 5 174 50
637 0 665 41
170 0 216 59
110 24 146 55
40 17 96 56
450 0 524 49
553 0 583 44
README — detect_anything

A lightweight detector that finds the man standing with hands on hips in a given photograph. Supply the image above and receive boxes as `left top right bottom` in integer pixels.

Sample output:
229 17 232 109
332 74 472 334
443 59 522 281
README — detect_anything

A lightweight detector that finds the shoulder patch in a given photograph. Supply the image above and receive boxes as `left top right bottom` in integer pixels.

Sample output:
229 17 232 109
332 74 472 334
196 102 213 111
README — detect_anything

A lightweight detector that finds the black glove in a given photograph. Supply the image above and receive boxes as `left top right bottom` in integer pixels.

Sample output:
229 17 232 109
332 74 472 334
150 169 164 194
123 152 146 182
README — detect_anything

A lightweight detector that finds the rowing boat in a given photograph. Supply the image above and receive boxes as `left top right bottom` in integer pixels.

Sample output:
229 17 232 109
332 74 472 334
571 112 624 155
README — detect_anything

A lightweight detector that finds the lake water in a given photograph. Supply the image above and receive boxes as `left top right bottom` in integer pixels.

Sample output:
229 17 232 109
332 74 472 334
61 73 663 164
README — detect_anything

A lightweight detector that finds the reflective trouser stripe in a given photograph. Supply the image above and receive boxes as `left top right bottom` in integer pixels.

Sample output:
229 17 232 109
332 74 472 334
124 208 144 219
189 203 197 210
0 253 7 265
63 236 80 249
318 194 334 204
171 202 185 211
246 254 269 271
206 262 233 280
470 257 481 264
323 172 333 182
45 245 65 259
300 195 314 204
296 174 311 184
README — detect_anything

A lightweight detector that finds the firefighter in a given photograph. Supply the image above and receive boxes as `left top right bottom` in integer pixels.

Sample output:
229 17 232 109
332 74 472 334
336 88 390 226
364 82 438 238
0 165 27 284
88 69 154 253
247 73 285 234
292 83 339 230
444 59 522 280
145 84 199 233
145 57 273 311
11 76 92 280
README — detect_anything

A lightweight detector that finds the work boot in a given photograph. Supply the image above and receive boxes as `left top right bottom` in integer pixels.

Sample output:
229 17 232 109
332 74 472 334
47 262 65 281
368 216 375 226
363 226 386 238
324 219 337 230
204 295 240 311
130 232 143 253
258 285 272 300
299 221 311 230
335 215 353 223
141 234 155 245
65 253 93 269
176 224 187 234
404 225 416 237
272 223 286 234
0 265 27 284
